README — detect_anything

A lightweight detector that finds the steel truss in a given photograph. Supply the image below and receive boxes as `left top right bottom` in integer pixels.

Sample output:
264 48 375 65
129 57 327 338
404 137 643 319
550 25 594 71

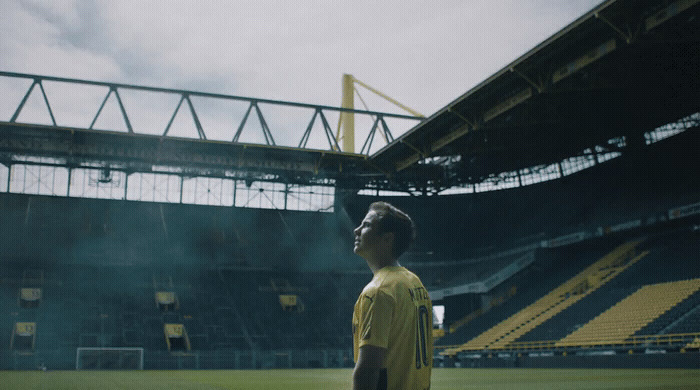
1 71 421 153
0 71 426 200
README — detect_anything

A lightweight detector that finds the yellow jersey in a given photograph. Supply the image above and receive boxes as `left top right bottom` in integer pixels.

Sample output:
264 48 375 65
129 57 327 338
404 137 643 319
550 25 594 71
353 266 433 390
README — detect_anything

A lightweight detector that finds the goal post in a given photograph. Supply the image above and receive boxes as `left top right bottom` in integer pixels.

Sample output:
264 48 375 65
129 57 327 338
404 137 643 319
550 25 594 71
75 347 144 370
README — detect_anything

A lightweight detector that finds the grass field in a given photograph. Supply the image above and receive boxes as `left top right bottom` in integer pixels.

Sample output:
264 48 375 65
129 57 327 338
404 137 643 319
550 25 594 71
2 368 699 389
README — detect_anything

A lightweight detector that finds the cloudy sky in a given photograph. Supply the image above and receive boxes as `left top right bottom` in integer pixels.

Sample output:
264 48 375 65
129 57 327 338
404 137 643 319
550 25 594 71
0 0 602 151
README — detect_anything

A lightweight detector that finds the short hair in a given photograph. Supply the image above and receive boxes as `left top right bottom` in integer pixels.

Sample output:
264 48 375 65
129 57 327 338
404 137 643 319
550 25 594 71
369 201 416 258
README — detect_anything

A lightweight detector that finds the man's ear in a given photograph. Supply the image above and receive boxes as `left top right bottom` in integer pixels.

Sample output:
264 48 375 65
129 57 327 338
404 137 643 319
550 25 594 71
382 231 395 247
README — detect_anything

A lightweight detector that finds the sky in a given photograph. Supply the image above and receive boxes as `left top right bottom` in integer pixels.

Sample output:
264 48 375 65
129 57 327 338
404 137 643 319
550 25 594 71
0 0 603 151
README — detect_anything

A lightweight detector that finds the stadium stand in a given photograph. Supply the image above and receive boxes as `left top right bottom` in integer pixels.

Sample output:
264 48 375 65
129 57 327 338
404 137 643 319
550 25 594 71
0 130 700 368
442 240 648 354
0 170 696 370
508 230 700 343
662 296 700 336
432 226 700 365
434 239 623 348
556 278 700 347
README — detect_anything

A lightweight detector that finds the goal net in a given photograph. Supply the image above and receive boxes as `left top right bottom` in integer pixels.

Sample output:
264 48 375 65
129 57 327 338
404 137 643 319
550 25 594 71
75 347 144 370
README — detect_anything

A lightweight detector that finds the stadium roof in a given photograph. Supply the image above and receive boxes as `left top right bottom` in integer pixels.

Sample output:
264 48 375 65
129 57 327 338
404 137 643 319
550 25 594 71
1 0 697 195
361 0 699 192
0 73 417 187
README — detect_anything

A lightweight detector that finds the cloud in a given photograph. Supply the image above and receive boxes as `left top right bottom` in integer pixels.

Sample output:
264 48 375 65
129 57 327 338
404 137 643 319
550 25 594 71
1 0 602 143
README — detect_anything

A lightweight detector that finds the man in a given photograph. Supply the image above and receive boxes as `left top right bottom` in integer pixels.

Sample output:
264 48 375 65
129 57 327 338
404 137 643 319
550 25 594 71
352 201 432 390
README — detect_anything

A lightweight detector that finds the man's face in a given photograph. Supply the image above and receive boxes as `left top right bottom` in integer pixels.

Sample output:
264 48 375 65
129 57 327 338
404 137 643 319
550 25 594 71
353 210 385 258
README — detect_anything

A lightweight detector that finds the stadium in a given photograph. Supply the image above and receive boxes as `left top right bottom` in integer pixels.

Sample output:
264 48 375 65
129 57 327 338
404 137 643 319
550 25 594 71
1 0 699 388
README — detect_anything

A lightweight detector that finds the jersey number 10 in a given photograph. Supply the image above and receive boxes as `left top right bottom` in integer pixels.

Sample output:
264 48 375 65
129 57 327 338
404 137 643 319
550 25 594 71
415 305 430 369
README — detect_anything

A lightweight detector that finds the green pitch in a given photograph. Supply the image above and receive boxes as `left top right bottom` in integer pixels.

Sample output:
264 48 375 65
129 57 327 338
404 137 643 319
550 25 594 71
2 368 699 389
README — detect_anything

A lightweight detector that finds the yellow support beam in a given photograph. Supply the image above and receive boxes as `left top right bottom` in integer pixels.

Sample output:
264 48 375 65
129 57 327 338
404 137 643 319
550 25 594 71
337 74 424 153
339 74 355 153
351 77 425 118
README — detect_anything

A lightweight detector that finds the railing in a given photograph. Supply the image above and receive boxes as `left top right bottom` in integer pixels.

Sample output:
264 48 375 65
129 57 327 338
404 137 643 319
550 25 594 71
436 332 700 355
